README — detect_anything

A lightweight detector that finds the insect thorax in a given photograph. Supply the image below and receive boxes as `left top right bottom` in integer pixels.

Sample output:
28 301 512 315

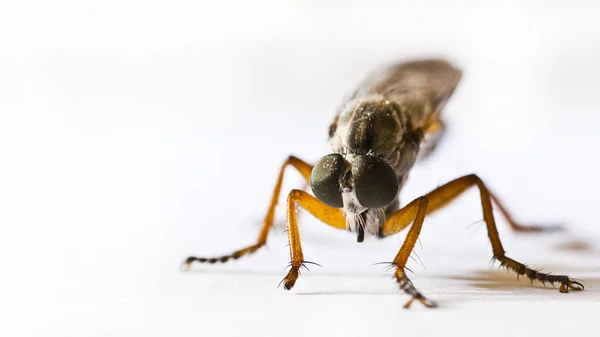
327 95 421 238
329 95 421 177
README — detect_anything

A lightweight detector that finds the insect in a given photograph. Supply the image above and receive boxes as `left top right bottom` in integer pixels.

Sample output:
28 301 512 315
184 59 584 308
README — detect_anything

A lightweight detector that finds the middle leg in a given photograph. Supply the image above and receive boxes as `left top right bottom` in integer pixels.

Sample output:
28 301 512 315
184 155 312 267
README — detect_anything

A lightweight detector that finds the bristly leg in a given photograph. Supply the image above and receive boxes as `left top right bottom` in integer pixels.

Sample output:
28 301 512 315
279 260 322 290
183 244 263 270
372 261 414 274
496 256 584 293
378 174 585 309
183 156 315 271
395 268 437 309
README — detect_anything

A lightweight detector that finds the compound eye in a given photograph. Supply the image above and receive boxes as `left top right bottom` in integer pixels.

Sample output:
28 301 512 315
352 155 398 208
310 154 345 208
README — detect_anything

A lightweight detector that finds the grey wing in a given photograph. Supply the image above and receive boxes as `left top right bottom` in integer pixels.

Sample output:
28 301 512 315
348 59 462 126
330 59 462 161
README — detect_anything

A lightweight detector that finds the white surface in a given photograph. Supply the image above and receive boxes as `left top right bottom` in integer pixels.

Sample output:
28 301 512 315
1 1 600 336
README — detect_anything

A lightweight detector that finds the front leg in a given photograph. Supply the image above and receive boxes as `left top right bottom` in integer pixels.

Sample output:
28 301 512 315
281 189 347 290
382 196 437 308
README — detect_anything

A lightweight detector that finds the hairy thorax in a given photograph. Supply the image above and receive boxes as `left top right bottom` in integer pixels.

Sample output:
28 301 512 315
327 95 422 238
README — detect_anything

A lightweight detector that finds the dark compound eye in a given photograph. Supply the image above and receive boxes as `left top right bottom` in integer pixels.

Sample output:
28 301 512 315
310 154 345 208
352 155 398 208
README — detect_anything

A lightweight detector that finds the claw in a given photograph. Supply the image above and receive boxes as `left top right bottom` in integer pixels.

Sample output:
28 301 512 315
282 267 299 290
277 275 288 290
569 280 585 291
560 279 585 293
419 297 438 308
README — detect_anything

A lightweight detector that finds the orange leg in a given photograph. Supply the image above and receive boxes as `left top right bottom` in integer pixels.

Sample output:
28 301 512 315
380 174 584 309
489 191 561 232
280 189 347 290
184 155 313 268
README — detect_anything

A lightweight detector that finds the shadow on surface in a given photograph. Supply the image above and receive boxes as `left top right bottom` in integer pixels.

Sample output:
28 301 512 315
295 290 397 296
553 238 597 253
183 267 392 280
444 269 600 292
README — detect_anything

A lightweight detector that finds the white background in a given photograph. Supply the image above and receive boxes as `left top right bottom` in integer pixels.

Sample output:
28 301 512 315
1 1 600 336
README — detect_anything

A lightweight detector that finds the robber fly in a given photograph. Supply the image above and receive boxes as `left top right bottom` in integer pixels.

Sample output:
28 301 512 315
184 59 584 308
